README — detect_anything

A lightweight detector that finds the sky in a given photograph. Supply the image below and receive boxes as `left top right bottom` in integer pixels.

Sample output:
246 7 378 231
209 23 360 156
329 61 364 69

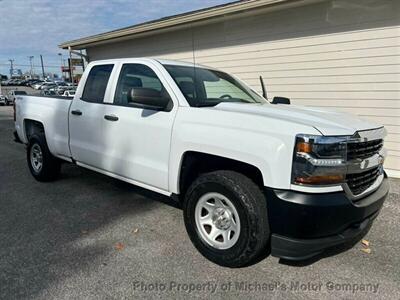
0 0 233 77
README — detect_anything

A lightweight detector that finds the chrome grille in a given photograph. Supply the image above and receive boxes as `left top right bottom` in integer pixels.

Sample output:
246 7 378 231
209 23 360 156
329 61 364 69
344 128 386 199
347 139 383 160
345 166 382 196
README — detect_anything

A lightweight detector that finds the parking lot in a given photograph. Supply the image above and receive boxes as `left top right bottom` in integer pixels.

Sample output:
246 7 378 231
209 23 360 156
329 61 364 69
0 85 42 98
0 105 399 299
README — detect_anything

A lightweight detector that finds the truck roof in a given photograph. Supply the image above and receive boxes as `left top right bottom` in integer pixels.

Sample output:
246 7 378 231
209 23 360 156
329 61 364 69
89 57 215 70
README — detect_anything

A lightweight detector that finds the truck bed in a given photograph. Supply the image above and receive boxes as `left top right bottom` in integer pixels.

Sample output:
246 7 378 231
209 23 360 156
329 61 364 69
15 95 73 160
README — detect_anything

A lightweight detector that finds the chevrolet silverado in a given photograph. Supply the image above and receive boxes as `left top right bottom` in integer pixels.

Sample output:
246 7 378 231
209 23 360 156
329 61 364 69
14 58 389 267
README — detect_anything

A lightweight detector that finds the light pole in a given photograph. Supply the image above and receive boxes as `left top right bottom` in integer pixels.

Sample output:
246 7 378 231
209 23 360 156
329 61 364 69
40 55 45 79
8 59 14 78
68 47 74 84
58 53 64 79
28 56 34 78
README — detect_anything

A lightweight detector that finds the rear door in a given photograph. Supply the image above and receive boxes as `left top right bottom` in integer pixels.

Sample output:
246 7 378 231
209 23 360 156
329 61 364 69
69 63 115 168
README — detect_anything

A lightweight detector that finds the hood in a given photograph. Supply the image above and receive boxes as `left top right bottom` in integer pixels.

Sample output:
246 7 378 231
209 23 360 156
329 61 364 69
212 103 381 136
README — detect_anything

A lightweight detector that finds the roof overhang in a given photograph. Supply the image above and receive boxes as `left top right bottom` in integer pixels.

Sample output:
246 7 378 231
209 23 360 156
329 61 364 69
59 0 316 50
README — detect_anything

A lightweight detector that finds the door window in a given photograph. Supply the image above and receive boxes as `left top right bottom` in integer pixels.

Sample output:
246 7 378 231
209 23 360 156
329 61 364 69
114 64 170 107
81 64 114 103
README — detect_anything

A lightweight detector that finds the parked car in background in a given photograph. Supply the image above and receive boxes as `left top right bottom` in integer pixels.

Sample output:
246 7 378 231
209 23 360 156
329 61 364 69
54 85 75 95
7 79 20 86
61 90 75 97
32 82 44 90
30 80 44 88
8 90 27 103
54 86 66 95
1 79 12 86
0 94 9 105
55 81 68 87
2 79 41 87
40 82 56 90
41 90 57 96
6 79 15 86
15 79 24 86
25 79 39 87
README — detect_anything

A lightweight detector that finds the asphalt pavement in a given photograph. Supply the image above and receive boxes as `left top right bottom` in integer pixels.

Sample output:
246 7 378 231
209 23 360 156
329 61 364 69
0 105 399 299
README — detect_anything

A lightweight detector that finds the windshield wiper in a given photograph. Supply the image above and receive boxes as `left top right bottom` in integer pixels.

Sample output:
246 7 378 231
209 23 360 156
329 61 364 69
194 102 220 107
194 99 256 107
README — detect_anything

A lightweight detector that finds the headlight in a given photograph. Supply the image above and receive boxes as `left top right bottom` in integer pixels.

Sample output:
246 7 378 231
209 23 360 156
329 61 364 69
292 134 349 185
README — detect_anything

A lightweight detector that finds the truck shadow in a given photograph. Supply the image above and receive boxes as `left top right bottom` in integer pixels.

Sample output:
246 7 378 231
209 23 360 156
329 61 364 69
0 123 181 299
58 163 182 209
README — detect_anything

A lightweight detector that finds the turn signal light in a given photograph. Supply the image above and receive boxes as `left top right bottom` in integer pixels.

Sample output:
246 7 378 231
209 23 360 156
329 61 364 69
296 142 312 153
295 175 344 185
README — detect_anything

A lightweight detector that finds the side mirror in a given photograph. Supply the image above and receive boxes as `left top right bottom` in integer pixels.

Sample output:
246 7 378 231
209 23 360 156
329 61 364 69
128 87 171 111
271 96 290 105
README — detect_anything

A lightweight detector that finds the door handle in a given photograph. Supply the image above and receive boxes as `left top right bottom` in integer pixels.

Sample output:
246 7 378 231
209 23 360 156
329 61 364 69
71 110 82 116
104 114 119 121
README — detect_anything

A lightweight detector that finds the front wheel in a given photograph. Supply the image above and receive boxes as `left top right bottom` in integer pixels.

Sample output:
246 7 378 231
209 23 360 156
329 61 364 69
183 171 270 267
27 133 61 181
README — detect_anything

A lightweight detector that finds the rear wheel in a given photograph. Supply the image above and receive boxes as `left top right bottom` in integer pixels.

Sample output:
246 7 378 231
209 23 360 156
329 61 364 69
183 170 270 267
27 133 61 181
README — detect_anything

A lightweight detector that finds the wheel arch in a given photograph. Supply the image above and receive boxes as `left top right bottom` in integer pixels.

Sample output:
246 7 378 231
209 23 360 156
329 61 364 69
23 119 45 141
176 151 265 197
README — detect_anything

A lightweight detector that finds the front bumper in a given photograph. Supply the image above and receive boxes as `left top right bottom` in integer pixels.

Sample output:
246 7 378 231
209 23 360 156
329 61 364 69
266 176 389 260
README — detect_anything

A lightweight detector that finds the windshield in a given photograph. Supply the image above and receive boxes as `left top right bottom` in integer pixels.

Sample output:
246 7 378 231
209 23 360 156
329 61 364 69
164 64 265 107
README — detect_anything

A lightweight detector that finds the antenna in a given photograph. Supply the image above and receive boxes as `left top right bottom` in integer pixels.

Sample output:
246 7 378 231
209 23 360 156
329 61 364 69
259 76 267 100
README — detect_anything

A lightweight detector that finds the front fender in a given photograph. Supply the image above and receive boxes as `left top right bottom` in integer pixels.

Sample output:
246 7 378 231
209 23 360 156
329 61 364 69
168 107 321 194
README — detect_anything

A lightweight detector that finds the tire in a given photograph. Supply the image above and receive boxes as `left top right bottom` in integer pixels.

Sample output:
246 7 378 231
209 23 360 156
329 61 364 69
183 170 270 268
27 133 61 181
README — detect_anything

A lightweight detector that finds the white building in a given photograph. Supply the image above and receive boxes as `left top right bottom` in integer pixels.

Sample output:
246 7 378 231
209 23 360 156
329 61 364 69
60 0 400 177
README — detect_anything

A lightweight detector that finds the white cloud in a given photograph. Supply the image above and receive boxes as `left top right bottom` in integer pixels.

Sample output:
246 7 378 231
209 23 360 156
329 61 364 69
0 0 232 75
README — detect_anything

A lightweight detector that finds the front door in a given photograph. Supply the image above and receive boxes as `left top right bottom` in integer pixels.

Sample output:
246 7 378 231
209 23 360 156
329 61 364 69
100 62 178 192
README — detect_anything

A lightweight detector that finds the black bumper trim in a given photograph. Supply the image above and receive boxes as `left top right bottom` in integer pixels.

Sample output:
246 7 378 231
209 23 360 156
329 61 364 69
266 177 389 260
271 210 378 260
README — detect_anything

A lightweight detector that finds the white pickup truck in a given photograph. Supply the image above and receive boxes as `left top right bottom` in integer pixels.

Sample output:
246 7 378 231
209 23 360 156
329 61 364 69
14 58 389 267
